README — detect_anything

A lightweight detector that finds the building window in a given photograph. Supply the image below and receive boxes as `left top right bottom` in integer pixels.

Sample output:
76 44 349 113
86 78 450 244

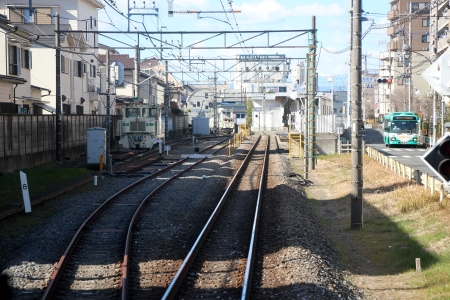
411 2 428 12
73 60 82 77
21 48 32 69
422 34 430 43
9 7 52 24
8 45 20 75
76 105 84 115
90 65 96 78
63 103 71 115
61 55 70 74
422 18 430 27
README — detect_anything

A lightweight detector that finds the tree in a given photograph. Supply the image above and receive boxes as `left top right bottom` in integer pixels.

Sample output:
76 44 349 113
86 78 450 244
246 98 253 128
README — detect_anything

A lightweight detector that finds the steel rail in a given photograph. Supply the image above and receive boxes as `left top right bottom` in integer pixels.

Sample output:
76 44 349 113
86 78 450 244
241 135 270 299
161 135 262 299
41 137 231 300
120 141 230 300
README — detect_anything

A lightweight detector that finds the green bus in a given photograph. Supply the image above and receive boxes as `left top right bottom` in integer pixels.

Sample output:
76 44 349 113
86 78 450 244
383 112 420 147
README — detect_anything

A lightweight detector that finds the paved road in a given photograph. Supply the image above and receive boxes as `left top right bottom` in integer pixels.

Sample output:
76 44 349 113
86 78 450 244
362 127 438 179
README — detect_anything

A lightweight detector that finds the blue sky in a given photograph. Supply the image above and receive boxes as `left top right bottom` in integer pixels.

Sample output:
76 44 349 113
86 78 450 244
98 0 391 90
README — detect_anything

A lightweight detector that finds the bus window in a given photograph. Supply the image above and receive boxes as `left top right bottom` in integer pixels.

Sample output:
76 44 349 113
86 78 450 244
392 121 419 134
126 108 140 117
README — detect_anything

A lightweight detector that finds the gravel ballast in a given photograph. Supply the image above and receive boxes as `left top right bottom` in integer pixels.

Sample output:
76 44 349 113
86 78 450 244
0 133 364 299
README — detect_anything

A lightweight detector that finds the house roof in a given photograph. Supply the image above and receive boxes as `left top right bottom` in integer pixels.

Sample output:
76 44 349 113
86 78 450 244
0 75 27 84
99 54 135 69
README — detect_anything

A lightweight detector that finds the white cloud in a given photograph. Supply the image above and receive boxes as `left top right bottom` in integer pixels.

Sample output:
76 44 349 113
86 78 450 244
238 1 346 25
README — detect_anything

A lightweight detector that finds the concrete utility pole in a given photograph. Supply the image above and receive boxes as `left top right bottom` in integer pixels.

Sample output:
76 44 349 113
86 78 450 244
106 51 112 173
351 0 363 230
55 14 61 161
308 16 317 170
134 44 140 99
304 54 310 180
164 60 169 142
347 0 353 132
213 71 218 128
263 86 266 131
408 2 413 112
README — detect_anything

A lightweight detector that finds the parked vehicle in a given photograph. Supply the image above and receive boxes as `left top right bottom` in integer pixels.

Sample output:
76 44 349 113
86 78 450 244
117 102 163 149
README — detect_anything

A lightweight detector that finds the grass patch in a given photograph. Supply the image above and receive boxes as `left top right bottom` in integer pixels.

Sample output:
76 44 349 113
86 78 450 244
301 152 450 299
0 162 95 207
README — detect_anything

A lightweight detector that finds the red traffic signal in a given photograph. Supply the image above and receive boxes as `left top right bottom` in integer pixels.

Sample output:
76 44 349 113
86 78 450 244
377 77 392 84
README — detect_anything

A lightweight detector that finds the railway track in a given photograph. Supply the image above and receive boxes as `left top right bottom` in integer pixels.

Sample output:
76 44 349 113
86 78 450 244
161 135 269 299
40 137 231 299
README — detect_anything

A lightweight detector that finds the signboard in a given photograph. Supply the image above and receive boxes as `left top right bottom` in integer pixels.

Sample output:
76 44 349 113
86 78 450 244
422 51 450 96
238 54 286 61
362 77 374 83
393 116 417 120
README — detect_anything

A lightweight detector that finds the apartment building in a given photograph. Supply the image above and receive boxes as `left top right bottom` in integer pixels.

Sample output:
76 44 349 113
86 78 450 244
430 1 450 59
379 0 431 117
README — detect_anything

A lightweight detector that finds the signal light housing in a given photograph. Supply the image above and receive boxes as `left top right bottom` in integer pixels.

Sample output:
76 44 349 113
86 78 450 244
421 134 450 182
377 77 393 84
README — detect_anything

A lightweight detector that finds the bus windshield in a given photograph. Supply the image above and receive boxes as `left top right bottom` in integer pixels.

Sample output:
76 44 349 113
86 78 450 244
391 121 419 134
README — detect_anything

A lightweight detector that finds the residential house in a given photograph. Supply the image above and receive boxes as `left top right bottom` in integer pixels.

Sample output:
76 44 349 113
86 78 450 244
0 14 34 113
0 0 104 114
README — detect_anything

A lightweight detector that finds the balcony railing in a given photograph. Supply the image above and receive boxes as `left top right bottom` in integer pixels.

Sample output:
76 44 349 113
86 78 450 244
387 10 398 20
86 77 99 93
388 40 400 51
438 17 449 32
437 36 449 54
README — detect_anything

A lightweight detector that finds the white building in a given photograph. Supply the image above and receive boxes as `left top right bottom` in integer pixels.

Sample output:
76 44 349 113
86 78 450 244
0 0 104 114
0 14 32 113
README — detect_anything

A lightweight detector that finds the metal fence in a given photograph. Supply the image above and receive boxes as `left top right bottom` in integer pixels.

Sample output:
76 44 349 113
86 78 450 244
0 114 119 158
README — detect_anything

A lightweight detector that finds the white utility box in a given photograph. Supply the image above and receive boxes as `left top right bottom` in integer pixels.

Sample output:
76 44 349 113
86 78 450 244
87 127 106 165
192 117 210 135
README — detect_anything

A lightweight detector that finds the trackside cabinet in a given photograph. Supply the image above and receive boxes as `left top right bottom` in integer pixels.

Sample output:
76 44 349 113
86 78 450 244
87 127 106 165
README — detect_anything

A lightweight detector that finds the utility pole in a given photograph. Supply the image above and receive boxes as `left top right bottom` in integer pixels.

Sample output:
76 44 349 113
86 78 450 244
164 60 169 142
213 71 218 128
304 53 310 180
308 16 317 170
347 0 353 132
351 0 363 230
106 51 112 173
134 44 140 99
55 14 61 161
263 86 266 131
408 2 413 112
28 0 34 17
